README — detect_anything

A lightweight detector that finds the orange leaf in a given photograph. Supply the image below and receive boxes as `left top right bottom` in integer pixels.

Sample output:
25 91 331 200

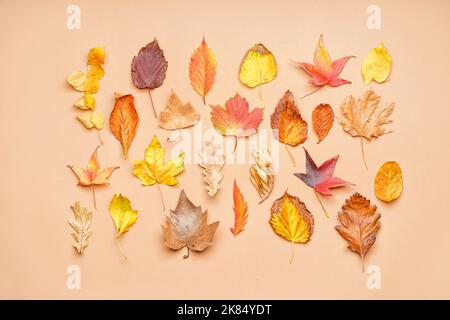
189 37 217 105
109 94 139 159
312 103 334 143
230 180 248 236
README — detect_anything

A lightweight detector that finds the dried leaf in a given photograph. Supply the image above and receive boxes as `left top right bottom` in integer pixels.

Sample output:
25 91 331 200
239 43 277 99
67 146 119 209
312 103 334 143
339 89 395 169
110 94 139 159
131 39 168 118
230 180 248 236
69 201 93 255
362 43 391 85
162 190 219 258
67 71 87 91
335 193 381 272
210 93 263 151
198 138 225 197
270 90 308 166
87 47 105 66
293 34 354 87
250 148 274 203
269 192 314 263
159 91 200 130
109 194 138 237
374 161 403 202
76 111 105 129
189 37 217 104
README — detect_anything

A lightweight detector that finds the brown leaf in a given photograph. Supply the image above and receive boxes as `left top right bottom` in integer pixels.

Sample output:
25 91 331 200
159 91 200 130
312 103 334 143
335 193 381 272
109 94 139 159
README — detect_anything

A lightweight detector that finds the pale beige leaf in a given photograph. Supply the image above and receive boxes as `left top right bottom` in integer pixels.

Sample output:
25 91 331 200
68 201 93 254
250 148 274 203
198 138 225 197
159 91 200 130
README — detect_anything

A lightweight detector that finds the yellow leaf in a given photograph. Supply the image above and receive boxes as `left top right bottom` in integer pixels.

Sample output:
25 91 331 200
67 71 86 91
239 43 277 98
109 194 138 237
76 111 104 129
362 43 391 85
374 161 403 202
88 47 105 66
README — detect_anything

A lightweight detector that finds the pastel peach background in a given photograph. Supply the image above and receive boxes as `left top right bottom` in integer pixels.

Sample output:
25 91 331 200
1 0 450 299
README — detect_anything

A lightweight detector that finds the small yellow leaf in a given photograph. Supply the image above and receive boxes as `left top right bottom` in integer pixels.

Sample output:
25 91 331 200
362 43 391 85
67 71 86 91
109 194 138 237
88 47 105 66
77 111 104 129
374 161 403 202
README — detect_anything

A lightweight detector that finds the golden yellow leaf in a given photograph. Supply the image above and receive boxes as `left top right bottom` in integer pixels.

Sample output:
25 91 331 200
269 192 314 263
159 91 200 130
239 43 277 98
76 111 105 129
87 47 105 66
374 161 403 202
67 71 86 91
68 201 93 255
109 194 138 237
362 43 391 85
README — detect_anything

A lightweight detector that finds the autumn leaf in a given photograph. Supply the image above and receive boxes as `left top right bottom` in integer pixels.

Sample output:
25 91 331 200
131 39 168 118
76 111 105 130
230 180 248 236
109 93 139 159
68 201 93 255
109 194 138 259
250 148 274 203
67 146 119 209
239 43 277 99
374 161 403 202
162 190 219 259
189 37 217 105
198 138 225 197
67 71 87 92
312 103 334 143
294 147 352 218
269 192 314 263
335 193 381 272
210 93 263 151
270 90 308 166
87 47 105 66
132 135 184 210
339 89 395 169
362 43 391 85
293 34 354 89
159 91 200 140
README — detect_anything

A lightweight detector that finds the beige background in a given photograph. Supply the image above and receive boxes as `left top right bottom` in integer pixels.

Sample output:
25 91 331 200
1 0 450 299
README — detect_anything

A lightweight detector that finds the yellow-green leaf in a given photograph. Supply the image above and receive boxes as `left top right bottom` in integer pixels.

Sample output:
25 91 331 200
109 194 138 237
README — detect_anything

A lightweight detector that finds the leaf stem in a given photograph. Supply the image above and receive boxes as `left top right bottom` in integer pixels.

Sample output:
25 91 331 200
361 255 365 273
156 183 166 211
96 130 104 145
233 136 238 153
183 246 190 259
289 241 295 264
360 136 368 170
298 86 323 100
314 190 329 218
284 144 296 167
91 184 97 210
148 88 157 118
116 236 127 260
258 83 262 100
202 95 206 106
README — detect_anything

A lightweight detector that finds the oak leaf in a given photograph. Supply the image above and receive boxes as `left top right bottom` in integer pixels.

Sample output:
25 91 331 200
230 180 248 236
269 192 314 263
249 148 274 203
69 201 93 255
189 37 217 105
109 93 139 159
198 138 225 197
335 193 381 272
162 190 219 259
374 161 403 202
362 43 391 85
312 103 334 143
159 91 200 133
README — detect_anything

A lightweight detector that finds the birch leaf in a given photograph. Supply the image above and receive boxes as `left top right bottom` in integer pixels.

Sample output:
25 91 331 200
198 138 225 197
159 91 200 130
250 148 274 203
374 161 403 202
362 43 391 85
230 180 248 236
312 103 334 143
69 201 93 255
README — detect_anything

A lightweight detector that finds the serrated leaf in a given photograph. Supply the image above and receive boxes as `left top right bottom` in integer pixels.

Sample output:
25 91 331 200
312 103 334 143
374 161 403 202
230 180 248 236
69 201 93 254
198 138 225 197
159 91 200 130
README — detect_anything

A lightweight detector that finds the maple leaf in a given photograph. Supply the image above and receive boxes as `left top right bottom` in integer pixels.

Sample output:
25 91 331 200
198 138 225 197
189 37 217 105
210 93 263 151
374 161 403 202
132 135 184 210
294 147 352 218
68 201 93 255
269 192 314 263
109 93 139 159
68 146 119 209
131 39 168 118
335 193 381 272
162 190 219 259
249 148 275 203
230 180 248 236
270 90 308 166
293 34 354 88
312 103 334 144
338 89 395 169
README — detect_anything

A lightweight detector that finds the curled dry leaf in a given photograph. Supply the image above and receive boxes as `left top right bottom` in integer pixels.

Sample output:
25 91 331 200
362 43 391 85
230 180 248 236
312 103 334 143
239 43 277 99
189 37 217 105
269 192 314 264
250 148 274 203
339 89 395 169
69 201 93 255
110 93 139 159
131 39 168 118
198 138 225 197
270 90 308 166
374 161 403 202
162 190 219 259
159 91 200 133
335 193 381 272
